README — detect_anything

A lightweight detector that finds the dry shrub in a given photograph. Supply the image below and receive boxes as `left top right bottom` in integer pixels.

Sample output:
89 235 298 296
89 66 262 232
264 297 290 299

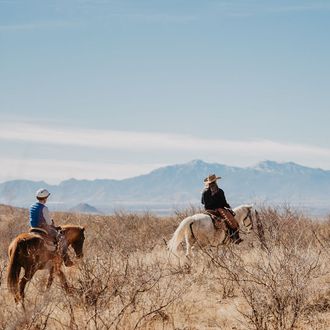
0 204 329 329
174 205 204 220
0 205 27 258
68 249 193 329
204 206 330 330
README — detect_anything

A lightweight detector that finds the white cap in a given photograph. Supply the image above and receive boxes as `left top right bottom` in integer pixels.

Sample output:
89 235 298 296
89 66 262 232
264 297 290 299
36 188 50 199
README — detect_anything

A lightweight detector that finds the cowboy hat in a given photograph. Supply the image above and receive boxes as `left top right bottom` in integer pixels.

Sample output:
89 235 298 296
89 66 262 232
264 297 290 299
204 174 221 184
36 188 50 199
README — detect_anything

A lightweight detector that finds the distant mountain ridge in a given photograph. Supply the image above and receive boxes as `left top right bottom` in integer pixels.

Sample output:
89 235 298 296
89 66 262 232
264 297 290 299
1 160 330 215
68 203 102 214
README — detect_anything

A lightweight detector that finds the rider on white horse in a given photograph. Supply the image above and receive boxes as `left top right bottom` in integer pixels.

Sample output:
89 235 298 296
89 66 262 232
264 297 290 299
201 174 243 244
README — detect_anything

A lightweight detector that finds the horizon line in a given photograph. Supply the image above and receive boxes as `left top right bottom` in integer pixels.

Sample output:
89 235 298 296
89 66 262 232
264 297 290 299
0 158 327 185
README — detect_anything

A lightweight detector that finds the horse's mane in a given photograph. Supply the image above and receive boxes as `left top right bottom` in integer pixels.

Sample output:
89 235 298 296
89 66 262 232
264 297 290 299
233 204 253 212
60 225 85 242
60 224 85 230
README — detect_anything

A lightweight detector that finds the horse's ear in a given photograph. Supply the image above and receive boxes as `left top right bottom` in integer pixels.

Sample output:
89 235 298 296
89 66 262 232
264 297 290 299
81 226 85 232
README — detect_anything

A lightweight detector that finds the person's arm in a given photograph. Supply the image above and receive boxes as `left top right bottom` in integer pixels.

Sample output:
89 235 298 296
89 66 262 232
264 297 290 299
202 190 212 209
219 189 231 209
201 190 205 205
42 206 53 225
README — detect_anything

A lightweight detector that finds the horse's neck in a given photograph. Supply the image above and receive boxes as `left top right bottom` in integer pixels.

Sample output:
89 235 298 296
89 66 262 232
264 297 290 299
62 227 78 244
234 207 246 223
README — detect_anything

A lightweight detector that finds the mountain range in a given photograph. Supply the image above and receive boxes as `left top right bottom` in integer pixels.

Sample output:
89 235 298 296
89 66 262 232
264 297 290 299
1 160 330 215
68 203 102 214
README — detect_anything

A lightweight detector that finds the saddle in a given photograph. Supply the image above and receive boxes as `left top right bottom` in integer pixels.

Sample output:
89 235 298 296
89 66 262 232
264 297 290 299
204 208 239 231
204 210 226 230
29 227 57 252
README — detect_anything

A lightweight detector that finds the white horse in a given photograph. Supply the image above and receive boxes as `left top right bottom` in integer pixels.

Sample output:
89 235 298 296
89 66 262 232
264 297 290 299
168 205 254 256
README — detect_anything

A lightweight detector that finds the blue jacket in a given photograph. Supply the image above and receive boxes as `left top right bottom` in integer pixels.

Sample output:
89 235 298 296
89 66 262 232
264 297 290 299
29 202 47 228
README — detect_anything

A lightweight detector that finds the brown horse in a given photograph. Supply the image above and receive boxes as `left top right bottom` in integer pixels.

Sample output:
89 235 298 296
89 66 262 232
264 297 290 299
7 225 85 302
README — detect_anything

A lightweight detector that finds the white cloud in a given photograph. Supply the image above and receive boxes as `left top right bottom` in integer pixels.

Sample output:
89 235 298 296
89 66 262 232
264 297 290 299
0 157 166 184
0 121 330 157
1 120 330 182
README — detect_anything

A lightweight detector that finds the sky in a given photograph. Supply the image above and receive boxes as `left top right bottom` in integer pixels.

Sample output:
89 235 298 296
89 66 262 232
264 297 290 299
1 0 330 183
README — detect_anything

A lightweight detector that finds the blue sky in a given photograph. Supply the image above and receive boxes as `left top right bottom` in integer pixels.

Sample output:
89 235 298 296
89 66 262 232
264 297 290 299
1 0 330 183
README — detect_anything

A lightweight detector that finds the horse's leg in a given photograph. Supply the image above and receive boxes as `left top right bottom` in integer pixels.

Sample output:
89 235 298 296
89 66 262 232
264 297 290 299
184 232 189 256
53 259 72 294
19 267 36 301
46 265 55 289
56 269 73 294
185 234 195 257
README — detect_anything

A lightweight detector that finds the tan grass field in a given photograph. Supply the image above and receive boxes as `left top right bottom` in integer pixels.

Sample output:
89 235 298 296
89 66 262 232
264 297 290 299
0 204 329 329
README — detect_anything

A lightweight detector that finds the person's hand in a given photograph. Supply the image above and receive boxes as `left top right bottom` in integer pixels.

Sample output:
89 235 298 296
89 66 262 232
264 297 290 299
226 208 236 216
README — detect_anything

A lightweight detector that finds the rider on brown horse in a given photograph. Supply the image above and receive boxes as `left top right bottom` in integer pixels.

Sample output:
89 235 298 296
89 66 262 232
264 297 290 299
29 188 73 266
201 174 243 244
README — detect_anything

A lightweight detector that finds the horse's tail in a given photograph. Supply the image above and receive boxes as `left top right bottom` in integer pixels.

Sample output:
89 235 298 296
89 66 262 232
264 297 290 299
168 216 195 254
7 238 21 298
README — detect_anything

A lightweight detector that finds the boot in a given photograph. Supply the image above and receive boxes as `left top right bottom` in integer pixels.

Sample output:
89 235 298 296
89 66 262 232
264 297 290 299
229 228 243 244
234 236 243 244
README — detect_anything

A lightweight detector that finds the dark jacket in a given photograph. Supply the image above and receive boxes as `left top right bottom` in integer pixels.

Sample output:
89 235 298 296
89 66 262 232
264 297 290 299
201 187 231 210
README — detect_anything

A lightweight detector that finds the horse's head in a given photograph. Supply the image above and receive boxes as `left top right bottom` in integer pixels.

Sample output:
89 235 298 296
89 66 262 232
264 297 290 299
61 225 85 258
233 205 254 232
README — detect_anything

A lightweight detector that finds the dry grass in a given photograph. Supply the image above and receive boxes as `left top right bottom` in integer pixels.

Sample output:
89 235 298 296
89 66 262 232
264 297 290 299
0 204 329 329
